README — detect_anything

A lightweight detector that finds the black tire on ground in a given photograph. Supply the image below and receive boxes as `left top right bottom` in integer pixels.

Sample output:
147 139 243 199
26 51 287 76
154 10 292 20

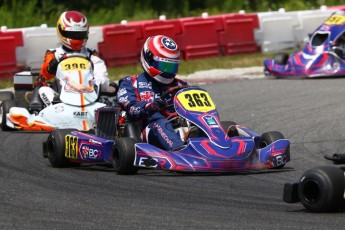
259 131 287 169
259 131 285 148
298 166 345 213
220 121 238 137
46 129 78 167
0 91 14 102
273 52 289 65
1 99 17 131
112 137 138 175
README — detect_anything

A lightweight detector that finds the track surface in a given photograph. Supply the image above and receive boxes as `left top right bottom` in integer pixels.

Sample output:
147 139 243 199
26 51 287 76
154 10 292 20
1 78 345 229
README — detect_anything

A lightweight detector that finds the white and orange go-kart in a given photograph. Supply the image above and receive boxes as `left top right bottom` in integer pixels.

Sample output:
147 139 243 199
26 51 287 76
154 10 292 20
0 53 114 132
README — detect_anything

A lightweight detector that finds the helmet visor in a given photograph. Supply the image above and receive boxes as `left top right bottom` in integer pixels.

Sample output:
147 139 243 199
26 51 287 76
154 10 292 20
59 26 88 40
152 57 179 74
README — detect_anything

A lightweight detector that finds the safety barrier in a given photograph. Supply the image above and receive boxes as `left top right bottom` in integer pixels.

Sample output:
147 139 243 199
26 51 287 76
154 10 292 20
0 28 24 78
216 13 259 55
98 23 142 67
293 8 333 48
175 15 223 60
19 25 59 70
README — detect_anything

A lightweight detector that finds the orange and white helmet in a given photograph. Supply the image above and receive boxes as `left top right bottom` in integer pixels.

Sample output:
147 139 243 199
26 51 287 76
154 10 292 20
56 11 89 51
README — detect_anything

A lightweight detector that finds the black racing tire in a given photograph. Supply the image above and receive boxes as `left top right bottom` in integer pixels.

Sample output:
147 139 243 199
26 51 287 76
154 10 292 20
259 131 287 169
0 91 14 102
46 129 78 167
298 166 345 213
273 52 289 65
1 99 17 131
112 137 138 175
220 121 239 137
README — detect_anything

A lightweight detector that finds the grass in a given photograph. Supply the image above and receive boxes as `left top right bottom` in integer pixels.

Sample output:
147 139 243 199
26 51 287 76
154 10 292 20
0 52 275 89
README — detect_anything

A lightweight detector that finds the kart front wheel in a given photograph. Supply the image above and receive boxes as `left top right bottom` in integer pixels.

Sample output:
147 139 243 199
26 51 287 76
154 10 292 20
273 52 289 65
112 137 138 175
1 99 17 131
221 121 239 137
298 166 345 212
46 129 78 167
259 131 287 169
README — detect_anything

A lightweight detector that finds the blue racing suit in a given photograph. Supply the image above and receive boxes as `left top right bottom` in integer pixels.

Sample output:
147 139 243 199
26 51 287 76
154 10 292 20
116 72 188 151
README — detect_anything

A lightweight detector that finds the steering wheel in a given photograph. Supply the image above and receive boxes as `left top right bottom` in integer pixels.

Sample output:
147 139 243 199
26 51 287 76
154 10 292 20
159 85 187 118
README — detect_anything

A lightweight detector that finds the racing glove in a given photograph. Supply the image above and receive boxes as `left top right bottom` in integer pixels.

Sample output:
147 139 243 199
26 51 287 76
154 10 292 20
47 58 58 75
145 99 166 115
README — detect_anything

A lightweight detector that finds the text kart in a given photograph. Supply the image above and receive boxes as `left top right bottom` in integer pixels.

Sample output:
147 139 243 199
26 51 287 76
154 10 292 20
43 86 290 174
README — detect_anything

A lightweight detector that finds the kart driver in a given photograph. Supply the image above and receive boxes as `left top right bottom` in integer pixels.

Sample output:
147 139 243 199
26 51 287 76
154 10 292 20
38 10 110 106
116 35 188 151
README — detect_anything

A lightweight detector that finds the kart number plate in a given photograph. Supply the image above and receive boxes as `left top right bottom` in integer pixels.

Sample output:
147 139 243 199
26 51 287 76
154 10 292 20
324 14 345 25
65 135 78 159
177 90 215 112
61 57 90 71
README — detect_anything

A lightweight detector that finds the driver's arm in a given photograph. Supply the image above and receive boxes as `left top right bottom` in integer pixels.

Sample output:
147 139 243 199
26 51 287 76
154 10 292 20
40 50 57 80
117 76 153 121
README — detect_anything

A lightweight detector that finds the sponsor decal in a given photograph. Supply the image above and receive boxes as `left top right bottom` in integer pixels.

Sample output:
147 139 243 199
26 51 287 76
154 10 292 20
153 123 173 148
140 91 154 102
129 106 141 115
272 154 288 167
89 139 102 145
65 135 78 159
138 82 152 89
80 144 101 159
138 157 159 168
41 93 51 106
203 115 218 126
118 96 128 103
55 105 64 113
73 111 88 119
117 88 127 97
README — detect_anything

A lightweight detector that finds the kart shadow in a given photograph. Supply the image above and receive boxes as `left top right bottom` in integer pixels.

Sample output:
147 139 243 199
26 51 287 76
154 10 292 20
137 167 295 177
68 164 294 176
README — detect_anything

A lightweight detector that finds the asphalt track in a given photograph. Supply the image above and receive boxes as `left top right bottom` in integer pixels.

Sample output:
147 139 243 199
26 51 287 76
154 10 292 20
1 77 345 229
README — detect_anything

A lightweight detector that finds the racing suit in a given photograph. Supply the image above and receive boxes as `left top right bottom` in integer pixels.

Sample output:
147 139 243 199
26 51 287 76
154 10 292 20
39 46 109 106
117 73 187 151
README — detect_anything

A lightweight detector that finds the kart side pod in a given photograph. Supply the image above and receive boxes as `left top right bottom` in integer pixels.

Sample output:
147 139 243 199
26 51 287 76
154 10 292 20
283 155 345 212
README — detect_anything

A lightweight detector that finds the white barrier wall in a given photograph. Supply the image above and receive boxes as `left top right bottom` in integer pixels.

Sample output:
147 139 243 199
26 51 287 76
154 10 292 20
293 7 334 48
255 6 335 53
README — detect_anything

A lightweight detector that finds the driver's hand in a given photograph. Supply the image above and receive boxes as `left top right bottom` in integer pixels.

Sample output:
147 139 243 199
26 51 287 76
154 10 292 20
145 99 166 114
47 58 58 75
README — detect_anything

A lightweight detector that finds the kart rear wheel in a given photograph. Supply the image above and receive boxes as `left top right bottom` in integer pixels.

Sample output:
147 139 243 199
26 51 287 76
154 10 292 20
259 131 287 169
273 52 289 65
46 129 78 167
0 91 14 102
221 121 239 137
298 166 345 212
113 137 138 175
1 99 17 131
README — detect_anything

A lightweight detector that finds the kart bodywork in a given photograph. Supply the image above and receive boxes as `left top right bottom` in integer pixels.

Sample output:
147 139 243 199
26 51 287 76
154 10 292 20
264 10 345 78
43 86 290 174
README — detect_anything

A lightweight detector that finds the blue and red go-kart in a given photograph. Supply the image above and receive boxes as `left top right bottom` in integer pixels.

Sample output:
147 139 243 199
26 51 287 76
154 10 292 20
283 154 345 213
43 85 290 174
264 10 345 78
